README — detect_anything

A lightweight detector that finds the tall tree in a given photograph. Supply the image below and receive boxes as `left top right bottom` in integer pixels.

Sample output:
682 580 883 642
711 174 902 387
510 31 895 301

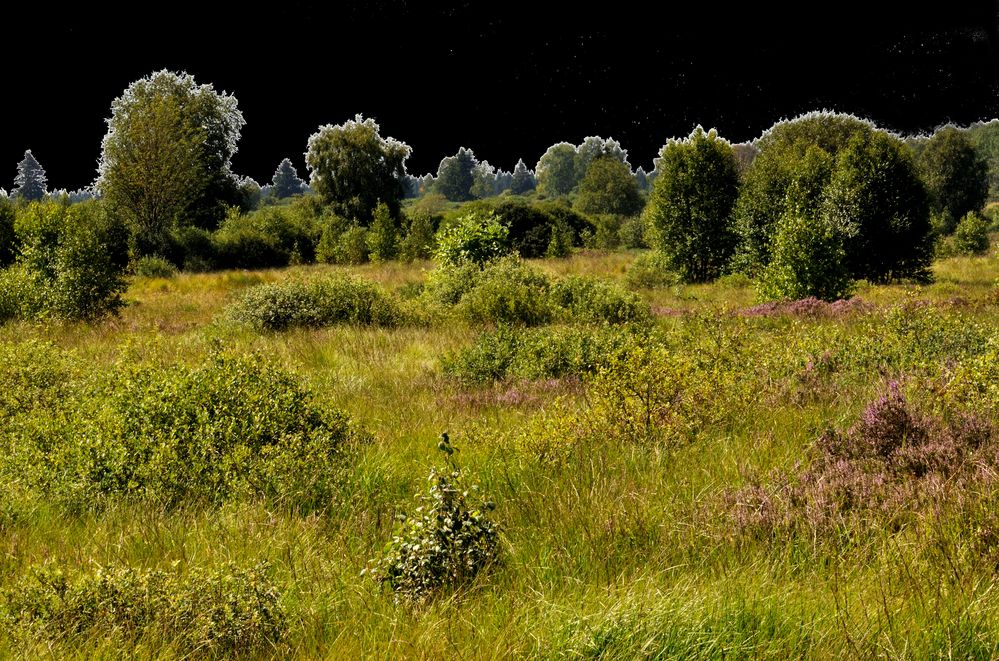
305 114 411 223
470 160 498 198
12 150 47 202
98 70 245 255
535 142 577 197
916 126 989 234
271 158 307 199
575 154 643 217
644 127 740 283
435 147 477 201
510 159 535 194
574 136 627 187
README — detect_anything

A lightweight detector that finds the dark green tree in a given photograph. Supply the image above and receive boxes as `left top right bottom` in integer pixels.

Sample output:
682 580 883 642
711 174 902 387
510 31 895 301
367 201 399 262
574 136 627 186
574 155 643 217
644 127 740 283
305 114 411 223
470 161 498 199
435 147 477 201
12 150 47 202
271 157 307 199
916 126 989 234
510 159 535 194
535 142 577 197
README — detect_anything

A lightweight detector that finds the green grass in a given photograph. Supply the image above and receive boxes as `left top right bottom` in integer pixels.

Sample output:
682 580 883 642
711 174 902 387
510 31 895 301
1 241 998 657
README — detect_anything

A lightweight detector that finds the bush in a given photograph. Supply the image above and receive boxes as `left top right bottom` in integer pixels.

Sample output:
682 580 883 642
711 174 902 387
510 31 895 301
228 274 403 331
367 201 399 262
952 211 991 255
2 561 285 655
618 215 648 249
453 258 554 326
624 251 679 289
434 211 510 266
549 275 650 324
317 222 369 265
132 255 177 278
365 434 499 602
171 225 216 271
8 200 129 320
574 155 644 216
399 210 438 261
756 212 853 302
1 350 364 511
582 214 623 249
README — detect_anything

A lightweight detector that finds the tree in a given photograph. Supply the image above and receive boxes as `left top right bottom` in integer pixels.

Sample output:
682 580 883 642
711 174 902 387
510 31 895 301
306 114 411 223
965 120 999 201
98 70 245 256
575 136 627 184
510 158 535 194
634 166 649 191
12 150 47 202
271 158 307 199
916 126 989 234
535 142 577 197
435 147 476 201
574 155 643 217
367 201 399 262
644 127 740 283
470 161 498 198
732 112 878 275
825 130 932 282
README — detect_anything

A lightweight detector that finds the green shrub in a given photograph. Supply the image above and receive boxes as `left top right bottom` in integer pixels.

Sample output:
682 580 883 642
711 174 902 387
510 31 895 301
212 201 321 269
583 214 623 249
317 222 370 265
1 349 364 511
442 325 637 383
228 274 403 331
953 211 991 255
365 434 499 602
618 215 648 249
10 200 129 320
624 250 679 289
2 561 285 655
549 275 650 324
399 210 438 262
133 255 177 278
756 212 853 302
367 201 399 262
171 225 217 271
454 263 554 326
434 211 510 266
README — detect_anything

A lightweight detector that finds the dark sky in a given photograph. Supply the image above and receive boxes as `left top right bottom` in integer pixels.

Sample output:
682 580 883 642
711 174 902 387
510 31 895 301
2 1 997 190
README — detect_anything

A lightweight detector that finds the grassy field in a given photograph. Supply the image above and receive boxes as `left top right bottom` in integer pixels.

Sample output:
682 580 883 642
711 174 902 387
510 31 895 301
1 242 998 658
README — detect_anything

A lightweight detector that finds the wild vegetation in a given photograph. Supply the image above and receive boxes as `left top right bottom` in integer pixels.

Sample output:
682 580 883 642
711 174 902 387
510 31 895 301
1 70 999 657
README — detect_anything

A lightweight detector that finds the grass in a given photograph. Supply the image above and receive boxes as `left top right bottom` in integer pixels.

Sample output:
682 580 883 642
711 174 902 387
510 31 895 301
0 240 998 657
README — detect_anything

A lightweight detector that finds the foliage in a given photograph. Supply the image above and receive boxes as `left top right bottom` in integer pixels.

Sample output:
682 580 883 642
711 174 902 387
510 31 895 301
367 201 399 262
0 196 15 267
213 202 320 269
645 127 740 282
399 210 438 261
228 274 403 330
0 347 363 511
11 150 47 202
756 211 853 302
509 158 536 194
574 136 628 185
365 434 499 603
435 147 477 202
2 561 285 655
98 70 245 255
574 155 644 217
317 222 370 265
917 126 989 234
133 255 177 278
270 157 307 199
3 200 129 320
305 114 410 222
434 211 511 266
453 259 554 326
952 211 992 255
536 142 577 197
549 276 650 324
624 250 679 289
826 129 932 282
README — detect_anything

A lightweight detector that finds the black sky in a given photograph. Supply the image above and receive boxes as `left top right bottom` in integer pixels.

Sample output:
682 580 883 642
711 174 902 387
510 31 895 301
2 1 997 190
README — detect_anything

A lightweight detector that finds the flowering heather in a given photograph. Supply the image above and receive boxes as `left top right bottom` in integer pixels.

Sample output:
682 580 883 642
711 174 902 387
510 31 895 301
738 296 872 318
729 381 996 541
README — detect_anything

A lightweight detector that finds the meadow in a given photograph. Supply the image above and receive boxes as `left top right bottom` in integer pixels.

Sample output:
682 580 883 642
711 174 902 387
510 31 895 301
0 239 997 659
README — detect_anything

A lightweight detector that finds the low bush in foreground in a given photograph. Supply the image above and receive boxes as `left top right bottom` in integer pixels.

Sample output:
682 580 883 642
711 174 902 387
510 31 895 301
2 561 285 655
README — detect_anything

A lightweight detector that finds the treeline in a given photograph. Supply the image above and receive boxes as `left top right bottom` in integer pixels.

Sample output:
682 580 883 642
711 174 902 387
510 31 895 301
1 70 997 322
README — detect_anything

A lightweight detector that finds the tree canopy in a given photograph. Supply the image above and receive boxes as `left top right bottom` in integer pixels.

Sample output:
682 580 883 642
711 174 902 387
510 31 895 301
12 150 47 202
305 115 411 223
